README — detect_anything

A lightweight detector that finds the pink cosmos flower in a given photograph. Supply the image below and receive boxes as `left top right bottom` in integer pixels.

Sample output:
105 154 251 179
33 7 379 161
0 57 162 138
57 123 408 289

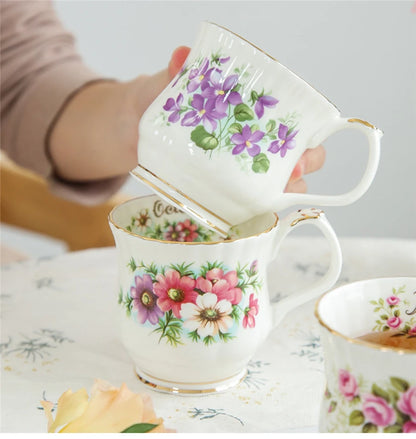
386 315 402 328
153 270 198 318
362 394 396 427
195 268 242 305
386 295 400 306
177 219 198 242
164 224 186 242
338 369 359 401
397 386 416 423
403 421 416 433
242 294 259 329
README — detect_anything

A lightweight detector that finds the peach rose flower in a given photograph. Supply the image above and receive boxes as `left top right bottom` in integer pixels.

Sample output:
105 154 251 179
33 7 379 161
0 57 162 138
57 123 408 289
40 379 173 433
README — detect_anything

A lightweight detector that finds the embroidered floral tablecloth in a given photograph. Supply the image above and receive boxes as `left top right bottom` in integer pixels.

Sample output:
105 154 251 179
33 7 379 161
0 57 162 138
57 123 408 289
1 237 415 433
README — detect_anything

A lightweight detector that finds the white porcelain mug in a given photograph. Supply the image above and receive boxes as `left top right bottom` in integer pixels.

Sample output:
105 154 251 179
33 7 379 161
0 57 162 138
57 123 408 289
131 21 382 237
315 277 416 433
109 195 342 394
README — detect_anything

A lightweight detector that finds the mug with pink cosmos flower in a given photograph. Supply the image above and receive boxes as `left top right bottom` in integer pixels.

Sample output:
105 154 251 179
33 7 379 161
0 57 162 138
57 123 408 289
131 21 382 237
109 195 342 394
315 277 416 433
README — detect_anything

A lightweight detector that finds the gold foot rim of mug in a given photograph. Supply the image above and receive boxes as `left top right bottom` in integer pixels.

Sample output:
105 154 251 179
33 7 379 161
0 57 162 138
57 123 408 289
134 367 247 395
130 164 231 237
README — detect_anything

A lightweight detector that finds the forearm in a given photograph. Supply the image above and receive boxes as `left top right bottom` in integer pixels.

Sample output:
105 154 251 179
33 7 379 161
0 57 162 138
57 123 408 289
48 69 171 182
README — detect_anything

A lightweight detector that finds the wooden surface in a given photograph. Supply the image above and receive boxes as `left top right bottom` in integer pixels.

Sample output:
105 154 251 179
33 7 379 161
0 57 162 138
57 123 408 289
0 153 129 251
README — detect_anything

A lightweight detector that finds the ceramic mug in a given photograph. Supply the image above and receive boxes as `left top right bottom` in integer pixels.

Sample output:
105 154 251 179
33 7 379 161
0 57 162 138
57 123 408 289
109 195 342 394
315 277 416 433
131 21 382 237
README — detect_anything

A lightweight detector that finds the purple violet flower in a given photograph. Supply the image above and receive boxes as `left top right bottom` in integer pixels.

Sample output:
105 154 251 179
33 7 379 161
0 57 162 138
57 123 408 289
181 94 226 132
163 93 183 123
254 95 279 119
201 71 242 112
231 124 265 157
187 58 212 93
268 123 298 157
130 274 163 325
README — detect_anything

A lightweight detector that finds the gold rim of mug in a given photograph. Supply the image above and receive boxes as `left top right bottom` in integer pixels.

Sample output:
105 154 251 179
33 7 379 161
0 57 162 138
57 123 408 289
108 194 279 245
207 21 341 113
314 277 416 355
134 368 247 394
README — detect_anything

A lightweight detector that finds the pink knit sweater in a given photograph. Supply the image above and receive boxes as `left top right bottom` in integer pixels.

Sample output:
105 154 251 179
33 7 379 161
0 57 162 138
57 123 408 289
1 0 125 204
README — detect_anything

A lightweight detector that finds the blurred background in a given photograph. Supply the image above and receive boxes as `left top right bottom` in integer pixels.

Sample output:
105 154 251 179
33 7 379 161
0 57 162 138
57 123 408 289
53 0 415 239
3 0 414 261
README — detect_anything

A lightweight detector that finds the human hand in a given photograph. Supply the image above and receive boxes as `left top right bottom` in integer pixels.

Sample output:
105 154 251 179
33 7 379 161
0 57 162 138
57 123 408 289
285 145 326 193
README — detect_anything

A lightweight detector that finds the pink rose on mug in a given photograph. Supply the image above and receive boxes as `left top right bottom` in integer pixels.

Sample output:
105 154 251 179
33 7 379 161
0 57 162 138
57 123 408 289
386 315 402 329
338 369 359 401
386 295 400 306
403 421 416 433
397 386 416 423
362 394 396 427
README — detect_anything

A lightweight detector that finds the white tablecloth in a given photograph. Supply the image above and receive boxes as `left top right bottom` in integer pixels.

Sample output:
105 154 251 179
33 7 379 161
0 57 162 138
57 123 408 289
1 237 415 433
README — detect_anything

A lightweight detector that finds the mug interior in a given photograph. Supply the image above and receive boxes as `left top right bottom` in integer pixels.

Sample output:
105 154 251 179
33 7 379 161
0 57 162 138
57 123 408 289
109 195 277 243
316 277 416 341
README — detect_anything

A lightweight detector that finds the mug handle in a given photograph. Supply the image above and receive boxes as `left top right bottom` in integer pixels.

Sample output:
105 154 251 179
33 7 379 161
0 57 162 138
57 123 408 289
276 117 382 209
271 208 342 328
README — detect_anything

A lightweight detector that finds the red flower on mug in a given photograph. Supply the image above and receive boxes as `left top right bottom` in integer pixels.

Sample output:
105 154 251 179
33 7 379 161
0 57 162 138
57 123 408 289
386 315 402 329
397 386 416 423
338 369 359 401
408 325 416 336
153 270 198 318
195 268 242 305
178 219 198 242
243 294 259 329
362 394 396 427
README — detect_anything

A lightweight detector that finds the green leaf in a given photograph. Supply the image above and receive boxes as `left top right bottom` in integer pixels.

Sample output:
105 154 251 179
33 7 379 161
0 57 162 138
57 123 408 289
371 383 390 402
121 423 158 433
362 423 378 433
234 103 254 122
383 424 402 433
252 153 270 174
390 377 410 392
228 122 243 134
266 119 276 132
394 309 400 317
191 126 219 150
380 314 389 320
188 330 200 343
349 410 365 426
250 90 259 103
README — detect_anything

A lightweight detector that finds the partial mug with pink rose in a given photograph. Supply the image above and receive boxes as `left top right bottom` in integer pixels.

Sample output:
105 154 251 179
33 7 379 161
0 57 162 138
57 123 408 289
315 277 416 433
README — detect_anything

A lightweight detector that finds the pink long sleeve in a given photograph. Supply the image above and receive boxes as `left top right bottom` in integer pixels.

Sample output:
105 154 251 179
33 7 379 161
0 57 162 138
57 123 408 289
1 0 126 204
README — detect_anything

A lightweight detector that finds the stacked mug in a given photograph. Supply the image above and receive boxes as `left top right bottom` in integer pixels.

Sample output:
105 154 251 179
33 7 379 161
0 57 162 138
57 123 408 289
109 21 382 402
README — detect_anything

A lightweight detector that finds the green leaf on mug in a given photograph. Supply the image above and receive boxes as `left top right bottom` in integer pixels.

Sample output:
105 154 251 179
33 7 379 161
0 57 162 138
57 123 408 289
394 309 400 317
383 424 402 433
380 314 388 320
371 384 390 402
266 119 276 132
349 410 365 426
191 126 219 150
234 103 255 121
228 123 243 134
362 423 378 433
121 423 157 433
390 377 410 392
252 153 270 174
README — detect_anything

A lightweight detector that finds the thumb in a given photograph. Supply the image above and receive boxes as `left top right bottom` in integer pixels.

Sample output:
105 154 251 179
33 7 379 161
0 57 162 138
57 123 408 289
168 46 191 79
